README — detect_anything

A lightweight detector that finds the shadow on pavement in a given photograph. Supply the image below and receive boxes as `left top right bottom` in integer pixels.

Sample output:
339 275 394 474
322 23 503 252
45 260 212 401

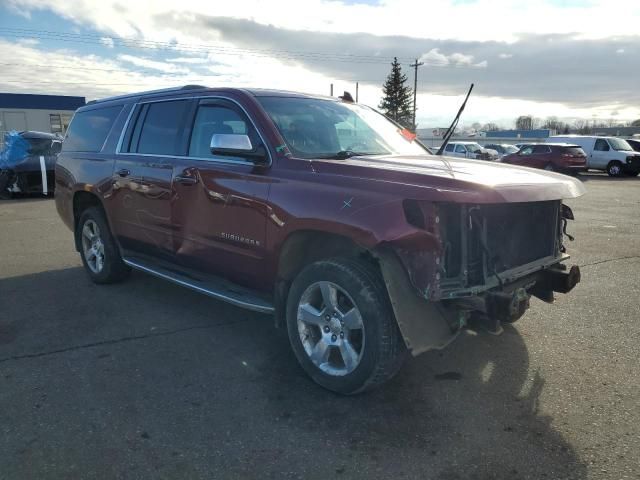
579 172 638 182
0 267 587 479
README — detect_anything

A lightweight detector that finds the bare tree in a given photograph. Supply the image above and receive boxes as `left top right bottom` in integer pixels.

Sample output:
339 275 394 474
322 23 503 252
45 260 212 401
482 122 501 131
515 115 533 130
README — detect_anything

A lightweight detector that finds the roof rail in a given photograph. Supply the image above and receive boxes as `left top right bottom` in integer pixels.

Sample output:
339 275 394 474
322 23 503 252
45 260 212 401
84 85 207 106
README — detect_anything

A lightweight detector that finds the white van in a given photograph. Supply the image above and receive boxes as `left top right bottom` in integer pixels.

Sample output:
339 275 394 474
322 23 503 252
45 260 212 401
548 135 640 177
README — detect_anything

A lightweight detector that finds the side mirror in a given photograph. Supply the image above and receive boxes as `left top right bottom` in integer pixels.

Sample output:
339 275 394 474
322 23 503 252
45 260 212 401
210 134 267 162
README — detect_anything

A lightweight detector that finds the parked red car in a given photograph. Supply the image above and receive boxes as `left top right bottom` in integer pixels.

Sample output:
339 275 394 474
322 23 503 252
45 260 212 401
502 143 587 174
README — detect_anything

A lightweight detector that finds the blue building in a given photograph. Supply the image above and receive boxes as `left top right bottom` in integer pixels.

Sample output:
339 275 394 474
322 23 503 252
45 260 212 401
485 129 553 139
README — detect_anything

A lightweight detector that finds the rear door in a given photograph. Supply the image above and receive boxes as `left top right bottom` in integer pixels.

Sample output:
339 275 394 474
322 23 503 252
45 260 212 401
170 97 272 290
111 98 193 259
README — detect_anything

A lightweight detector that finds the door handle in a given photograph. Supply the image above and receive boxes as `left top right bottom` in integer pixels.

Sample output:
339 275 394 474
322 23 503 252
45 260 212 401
117 168 130 177
175 174 198 185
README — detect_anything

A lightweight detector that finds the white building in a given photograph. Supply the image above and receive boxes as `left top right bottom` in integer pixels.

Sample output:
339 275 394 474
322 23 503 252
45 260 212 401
1 93 86 137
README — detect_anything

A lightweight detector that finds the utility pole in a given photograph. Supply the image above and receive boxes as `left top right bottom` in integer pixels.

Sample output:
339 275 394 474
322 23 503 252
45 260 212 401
330 83 333 96
410 58 424 132
355 82 359 102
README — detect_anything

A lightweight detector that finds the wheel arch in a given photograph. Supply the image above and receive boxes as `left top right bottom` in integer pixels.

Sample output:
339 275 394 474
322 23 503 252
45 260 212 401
273 229 378 327
72 191 106 251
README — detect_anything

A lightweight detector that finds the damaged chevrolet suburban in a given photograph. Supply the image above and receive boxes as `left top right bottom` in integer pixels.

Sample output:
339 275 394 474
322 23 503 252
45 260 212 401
55 86 584 394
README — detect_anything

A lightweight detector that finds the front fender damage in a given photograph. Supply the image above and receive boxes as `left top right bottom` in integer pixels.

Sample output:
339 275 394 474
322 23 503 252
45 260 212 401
374 248 467 356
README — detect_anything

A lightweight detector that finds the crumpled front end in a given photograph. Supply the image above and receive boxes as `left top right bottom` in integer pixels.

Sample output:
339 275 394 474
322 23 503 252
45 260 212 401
377 199 581 355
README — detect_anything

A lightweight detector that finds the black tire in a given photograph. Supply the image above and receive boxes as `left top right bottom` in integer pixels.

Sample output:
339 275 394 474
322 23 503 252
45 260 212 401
286 258 407 394
76 206 130 284
544 163 556 172
606 161 624 177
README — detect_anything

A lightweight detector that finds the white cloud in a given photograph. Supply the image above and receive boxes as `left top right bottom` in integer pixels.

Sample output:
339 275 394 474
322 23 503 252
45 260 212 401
17 38 40 46
420 48 449 65
100 36 115 48
2 0 640 123
449 52 474 66
8 0 640 44
420 49 485 68
117 54 190 73
167 57 209 64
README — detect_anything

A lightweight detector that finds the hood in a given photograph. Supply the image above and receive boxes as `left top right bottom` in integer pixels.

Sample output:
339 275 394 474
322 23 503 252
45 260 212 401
311 154 586 203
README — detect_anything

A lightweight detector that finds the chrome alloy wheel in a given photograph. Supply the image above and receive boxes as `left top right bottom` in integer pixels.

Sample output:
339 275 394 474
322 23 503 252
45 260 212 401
296 281 365 376
81 219 105 274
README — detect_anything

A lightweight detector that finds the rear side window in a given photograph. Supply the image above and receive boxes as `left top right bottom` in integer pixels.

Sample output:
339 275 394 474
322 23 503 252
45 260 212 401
560 146 585 156
532 145 551 154
63 106 122 152
128 100 190 155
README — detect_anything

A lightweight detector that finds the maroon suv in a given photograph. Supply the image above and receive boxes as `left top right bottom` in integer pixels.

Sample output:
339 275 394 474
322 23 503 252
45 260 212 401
502 143 587 174
55 86 584 394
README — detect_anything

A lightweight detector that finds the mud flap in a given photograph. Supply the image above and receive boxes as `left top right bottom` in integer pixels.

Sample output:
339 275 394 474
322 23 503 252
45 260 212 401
376 249 465 356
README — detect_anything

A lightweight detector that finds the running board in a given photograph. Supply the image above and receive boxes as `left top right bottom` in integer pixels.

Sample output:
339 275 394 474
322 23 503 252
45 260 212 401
123 257 274 314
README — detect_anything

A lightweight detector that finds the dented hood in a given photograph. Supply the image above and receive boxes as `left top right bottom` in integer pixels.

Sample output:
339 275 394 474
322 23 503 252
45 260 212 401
312 154 586 203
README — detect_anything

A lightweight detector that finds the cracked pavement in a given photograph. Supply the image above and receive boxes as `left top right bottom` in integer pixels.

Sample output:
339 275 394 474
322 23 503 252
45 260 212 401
1 173 639 479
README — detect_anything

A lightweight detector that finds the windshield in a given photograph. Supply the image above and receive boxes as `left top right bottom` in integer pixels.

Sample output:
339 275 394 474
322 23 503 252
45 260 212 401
468 143 483 152
257 97 429 159
608 138 633 151
504 145 519 154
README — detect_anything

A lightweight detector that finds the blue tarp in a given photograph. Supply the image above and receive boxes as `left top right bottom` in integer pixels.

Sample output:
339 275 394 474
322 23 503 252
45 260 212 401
0 131 29 169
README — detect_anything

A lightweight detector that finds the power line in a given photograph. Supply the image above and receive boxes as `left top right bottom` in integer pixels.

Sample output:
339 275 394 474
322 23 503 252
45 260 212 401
0 27 486 69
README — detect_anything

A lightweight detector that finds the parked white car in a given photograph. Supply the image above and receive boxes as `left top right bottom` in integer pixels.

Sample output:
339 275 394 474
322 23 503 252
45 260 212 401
548 135 640 177
442 141 499 161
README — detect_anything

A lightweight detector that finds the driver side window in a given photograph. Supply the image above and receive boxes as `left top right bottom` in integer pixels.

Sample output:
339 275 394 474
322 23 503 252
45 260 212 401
594 139 610 152
188 103 250 158
520 146 534 155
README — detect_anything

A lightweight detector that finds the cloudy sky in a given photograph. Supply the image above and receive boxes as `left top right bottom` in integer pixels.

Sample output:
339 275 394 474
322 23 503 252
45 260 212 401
1 0 639 128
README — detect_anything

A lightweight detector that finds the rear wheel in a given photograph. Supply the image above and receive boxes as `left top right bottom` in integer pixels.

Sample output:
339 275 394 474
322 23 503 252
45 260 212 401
606 161 623 177
286 258 406 394
76 207 130 284
544 163 556 172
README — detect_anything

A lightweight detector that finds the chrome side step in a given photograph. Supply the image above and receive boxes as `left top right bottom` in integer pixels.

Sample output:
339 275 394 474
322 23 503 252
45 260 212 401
123 257 274 314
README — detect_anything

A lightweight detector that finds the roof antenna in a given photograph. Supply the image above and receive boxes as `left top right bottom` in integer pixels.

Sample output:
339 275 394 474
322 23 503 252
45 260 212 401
339 91 354 103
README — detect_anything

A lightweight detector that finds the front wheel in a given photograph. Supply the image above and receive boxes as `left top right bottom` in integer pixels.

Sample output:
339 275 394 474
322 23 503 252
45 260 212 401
286 258 406 394
607 161 624 177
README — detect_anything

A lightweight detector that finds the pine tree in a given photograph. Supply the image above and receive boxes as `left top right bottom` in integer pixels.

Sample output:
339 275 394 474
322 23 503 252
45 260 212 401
379 57 414 129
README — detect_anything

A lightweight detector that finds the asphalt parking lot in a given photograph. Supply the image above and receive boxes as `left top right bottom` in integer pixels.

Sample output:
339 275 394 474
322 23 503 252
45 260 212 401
1 173 638 480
